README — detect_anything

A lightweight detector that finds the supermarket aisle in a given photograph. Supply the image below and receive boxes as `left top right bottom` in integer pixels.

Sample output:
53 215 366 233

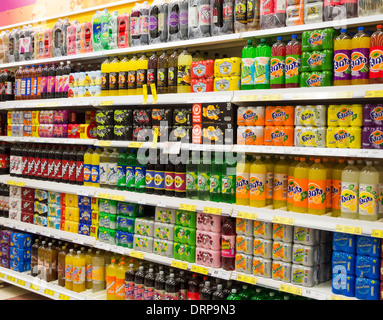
0 281 50 300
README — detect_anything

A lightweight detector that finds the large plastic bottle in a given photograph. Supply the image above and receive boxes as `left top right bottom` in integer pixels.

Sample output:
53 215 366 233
168 49 179 93
100 9 111 50
92 10 102 51
273 156 289 210
236 154 250 206
351 27 370 86
197 151 211 201
334 29 352 86
85 248 94 290
125 263 136 300
331 158 346 217
222 217 236 271
106 258 117 300
270 37 286 89
149 0 168 44
101 58 110 97
369 25 383 84
72 250 86 293
118 55 129 96
83 146 93 187
359 161 379 221
117 149 128 190
222 153 236 204
249 156 266 208
108 56 120 96
64 248 75 291
293 157 309 213
108 148 119 189
255 38 271 89
308 158 327 216
100 148 110 188
91 146 102 188
322 158 333 213
92 250 106 292
241 40 256 90
285 35 302 88
126 150 137 192
136 53 148 96
115 261 127 300
177 48 192 93
341 160 360 219
134 266 145 300
210 152 223 203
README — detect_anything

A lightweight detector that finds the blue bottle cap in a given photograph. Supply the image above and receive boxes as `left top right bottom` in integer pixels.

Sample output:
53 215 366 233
292 35 298 39
358 27 364 31
341 29 347 33
277 36 282 41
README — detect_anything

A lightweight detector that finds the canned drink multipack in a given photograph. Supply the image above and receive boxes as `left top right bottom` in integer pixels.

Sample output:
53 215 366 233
363 104 383 127
214 76 241 91
300 71 333 87
237 106 265 126
265 106 295 126
237 126 264 145
326 127 362 149
286 2 304 26
295 126 326 147
362 127 383 149
264 126 294 146
328 105 363 127
304 1 324 24
295 105 326 127
302 28 335 52
302 50 334 72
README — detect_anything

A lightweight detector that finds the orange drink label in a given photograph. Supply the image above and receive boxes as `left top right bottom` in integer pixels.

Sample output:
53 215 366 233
249 173 266 201
332 179 341 210
236 174 250 199
326 179 332 209
273 173 288 201
272 242 285 259
308 180 326 209
253 221 265 237
253 238 265 256
287 176 295 204
253 257 265 276
293 178 308 208
266 172 274 200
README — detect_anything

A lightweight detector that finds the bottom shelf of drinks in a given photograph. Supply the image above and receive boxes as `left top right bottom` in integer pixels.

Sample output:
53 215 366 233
0 182 380 301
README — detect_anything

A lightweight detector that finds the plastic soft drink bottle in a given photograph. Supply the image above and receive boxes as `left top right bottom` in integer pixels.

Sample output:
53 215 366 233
101 57 110 96
165 273 179 300
84 248 94 290
72 250 86 293
331 158 345 217
307 158 327 216
249 156 266 208
322 158 333 213
100 9 111 50
186 151 199 199
227 288 242 300
109 11 119 50
200 281 213 300
126 150 137 191
359 161 379 221
334 29 352 86
65 248 75 291
136 53 148 96
293 157 309 213
100 148 110 188
236 154 250 206
144 268 155 300
147 52 158 95
115 261 127 300
134 266 145 300
135 151 147 193
168 49 179 93
254 38 271 89
287 157 299 211
273 156 289 210
154 270 166 300
198 151 211 201
83 146 93 187
91 146 102 188
210 152 223 203
106 258 117 300
108 148 118 189
341 159 359 219
285 35 302 88
118 55 129 96
108 56 120 96
125 263 135 300
117 149 128 190
369 25 383 84
92 250 106 292
270 37 286 89
47 63 57 99
177 48 192 93
221 217 236 271
241 40 256 90
222 153 236 204
351 27 370 85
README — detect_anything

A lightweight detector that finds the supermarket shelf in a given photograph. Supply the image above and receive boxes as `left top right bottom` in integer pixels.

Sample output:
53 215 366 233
2 175 383 238
0 266 102 300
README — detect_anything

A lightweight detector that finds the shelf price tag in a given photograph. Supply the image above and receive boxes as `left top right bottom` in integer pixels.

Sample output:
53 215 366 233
365 90 383 98
44 288 56 297
130 250 145 260
152 127 159 148
179 203 197 212
111 194 125 202
143 84 148 104
128 142 144 148
328 91 353 99
6 275 16 282
171 260 188 270
371 229 383 238
203 207 221 215
236 273 257 285
335 224 362 235
237 211 257 220
151 84 158 104
7 180 16 186
272 216 295 226
30 283 40 292
261 94 282 101
97 140 111 147
59 293 71 300
280 283 302 296
97 192 111 199
236 94 259 102
190 265 209 275
100 100 114 106
16 279 26 286
330 294 351 300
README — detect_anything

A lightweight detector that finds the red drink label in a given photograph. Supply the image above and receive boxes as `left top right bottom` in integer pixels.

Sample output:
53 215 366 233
61 159 70 181
41 158 49 179
76 160 84 183
221 235 236 257
369 46 383 79
68 160 77 182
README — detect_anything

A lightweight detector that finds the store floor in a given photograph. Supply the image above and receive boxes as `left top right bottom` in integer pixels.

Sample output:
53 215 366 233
0 281 51 300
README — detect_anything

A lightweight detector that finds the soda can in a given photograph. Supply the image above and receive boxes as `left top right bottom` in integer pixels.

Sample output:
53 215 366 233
363 104 383 127
300 72 310 87
362 127 383 149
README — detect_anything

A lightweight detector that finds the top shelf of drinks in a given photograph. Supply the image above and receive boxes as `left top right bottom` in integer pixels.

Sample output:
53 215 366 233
0 0 381 66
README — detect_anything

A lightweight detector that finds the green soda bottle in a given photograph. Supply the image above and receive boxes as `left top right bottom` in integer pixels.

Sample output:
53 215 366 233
135 151 146 193
255 38 271 90
197 152 211 201
186 151 199 199
126 149 136 192
117 149 128 190
210 152 223 203
238 285 253 300
241 40 256 90
222 153 236 204
226 288 242 300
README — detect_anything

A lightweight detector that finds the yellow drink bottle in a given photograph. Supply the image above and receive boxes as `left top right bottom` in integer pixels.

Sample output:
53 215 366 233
236 154 251 206
341 159 359 219
91 146 102 188
334 29 352 86
108 56 120 96
287 157 299 212
92 250 106 293
177 48 192 93
359 161 379 221
351 27 370 86
308 158 327 216
115 261 127 300
273 156 289 210
85 248 94 290
64 248 75 291
136 53 148 96
106 258 118 300
118 55 129 96
293 157 309 213
250 156 266 208
100 57 110 96
373 160 383 219
128 53 138 95
322 158 333 213
72 250 86 293
83 146 93 187
264 155 274 207
332 158 346 217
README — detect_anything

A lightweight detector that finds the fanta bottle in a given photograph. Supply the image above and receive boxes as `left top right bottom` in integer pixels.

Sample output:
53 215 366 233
322 158 333 213
250 156 266 208
106 258 118 300
72 250 86 293
264 155 275 206
331 158 345 217
341 160 359 219
65 248 75 290
254 38 271 89
91 146 102 188
287 156 299 212
308 158 327 216
373 160 383 219
270 37 286 89
241 40 256 90
359 161 379 221
351 27 370 86
236 154 251 206
285 35 302 88
273 156 288 210
333 29 352 86
293 157 309 213
83 146 93 187
369 25 383 84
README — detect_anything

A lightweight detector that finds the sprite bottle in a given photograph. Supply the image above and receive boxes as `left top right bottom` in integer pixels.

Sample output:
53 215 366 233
135 150 146 193
222 153 236 204
126 149 137 192
117 149 128 190
210 152 223 203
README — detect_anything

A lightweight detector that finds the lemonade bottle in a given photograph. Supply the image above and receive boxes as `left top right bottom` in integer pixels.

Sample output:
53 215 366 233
177 48 192 93
128 53 138 95
65 248 75 291
91 146 102 188
341 160 359 219
100 57 110 96
241 40 256 90
273 156 289 210
106 258 118 300
287 157 299 212
255 38 271 90
236 154 251 206
334 29 352 86
322 158 333 213
359 161 379 221
293 158 309 213
264 155 275 206
72 250 86 293
83 146 93 187
373 160 383 219
351 27 370 85
118 55 129 96
308 159 327 216
332 158 346 217
249 156 266 208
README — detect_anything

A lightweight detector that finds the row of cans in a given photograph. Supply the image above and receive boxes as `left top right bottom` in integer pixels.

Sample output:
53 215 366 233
237 126 294 146
7 124 96 139
68 85 102 98
238 106 295 127
8 110 77 125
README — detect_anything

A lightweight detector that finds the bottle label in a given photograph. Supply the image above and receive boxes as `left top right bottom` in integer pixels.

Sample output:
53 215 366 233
137 69 147 88
106 275 116 295
341 182 359 214
126 166 136 188
125 281 135 300
222 174 235 194
101 73 109 91
177 65 191 86
308 180 326 210
165 172 175 191
76 161 84 182
274 173 287 201
180 10 188 26
135 166 146 189
130 17 139 36
157 68 168 88
186 172 197 190
117 165 127 186
266 172 274 199
83 164 92 183
270 57 285 83
134 284 144 300
334 50 351 81
235 0 247 22
249 173 266 201
85 264 92 281
189 7 199 28
174 172 186 192
168 66 177 87
359 183 378 217
199 4 211 26
369 46 383 79
118 71 128 90
241 58 255 85
236 173 249 199
147 68 157 85
169 12 179 28
73 266 85 285
115 278 125 299
222 234 236 257
146 169 155 189
65 263 73 281
154 170 166 190
47 76 55 93
165 292 179 300
154 289 165 300
285 55 301 84
292 178 308 208
210 174 221 194
140 15 149 35
187 291 200 300
144 286 154 300
128 71 137 90
351 48 369 80
149 15 158 31
91 165 100 183
99 162 108 184
198 172 209 192
331 179 341 210
179 289 187 300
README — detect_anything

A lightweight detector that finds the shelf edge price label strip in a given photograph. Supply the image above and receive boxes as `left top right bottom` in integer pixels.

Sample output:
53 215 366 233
203 207 222 215
190 265 209 275
236 94 259 102
179 203 197 212
365 90 383 98
129 141 144 148
272 216 295 226
111 194 125 202
16 279 26 287
371 229 383 238
236 273 257 285
171 260 188 270
260 94 282 101
97 192 111 199
30 283 40 292
237 211 257 220
335 224 362 235
97 140 111 147
44 288 56 297
279 283 302 296
130 250 145 260
58 293 71 300
100 100 114 106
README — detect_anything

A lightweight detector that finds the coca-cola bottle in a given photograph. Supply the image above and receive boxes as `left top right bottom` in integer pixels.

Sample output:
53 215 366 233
41 145 50 181
33 144 42 179
76 145 86 185
61 145 71 183
68 146 78 184
47 145 57 181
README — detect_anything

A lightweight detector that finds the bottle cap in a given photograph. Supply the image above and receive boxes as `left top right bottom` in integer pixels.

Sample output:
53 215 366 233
358 27 364 32
292 35 298 39
378 25 383 29
341 29 347 33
